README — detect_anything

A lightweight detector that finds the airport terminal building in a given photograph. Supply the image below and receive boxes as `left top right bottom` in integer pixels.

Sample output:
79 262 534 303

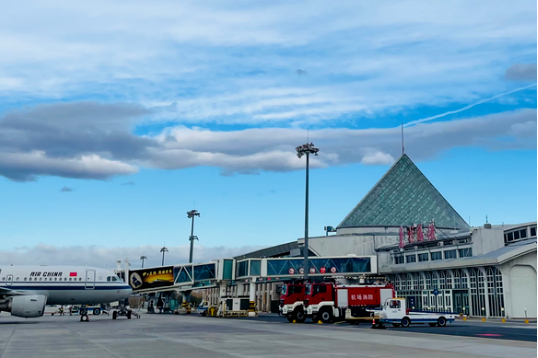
237 154 536 318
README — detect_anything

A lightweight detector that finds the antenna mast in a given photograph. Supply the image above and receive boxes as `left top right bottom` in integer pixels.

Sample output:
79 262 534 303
401 123 405 155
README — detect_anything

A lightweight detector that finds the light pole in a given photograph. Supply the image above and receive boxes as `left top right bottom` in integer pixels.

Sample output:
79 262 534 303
296 142 319 280
187 210 200 263
160 246 168 266
140 255 147 268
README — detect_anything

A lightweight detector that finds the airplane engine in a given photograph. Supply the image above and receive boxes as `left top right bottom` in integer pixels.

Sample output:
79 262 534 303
0 295 47 318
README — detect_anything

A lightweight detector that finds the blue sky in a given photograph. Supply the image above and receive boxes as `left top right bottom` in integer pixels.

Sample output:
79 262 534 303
0 1 536 267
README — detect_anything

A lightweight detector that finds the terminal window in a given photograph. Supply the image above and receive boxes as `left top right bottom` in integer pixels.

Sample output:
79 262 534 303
430 252 442 261
531 227 537 237
406 255 416 263
394 256 404 264
418 253 429 262
458 248 472 257
444 250 457 259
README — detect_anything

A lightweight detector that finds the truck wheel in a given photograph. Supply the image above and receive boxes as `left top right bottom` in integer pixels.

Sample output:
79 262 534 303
401 317 411 328
294 310 306 323
437 317 447 327
319 309 333 323
392 323 400 328
286 315 294 323
93 308 101 316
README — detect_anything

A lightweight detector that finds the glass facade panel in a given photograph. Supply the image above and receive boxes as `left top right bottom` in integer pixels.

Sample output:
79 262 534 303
175 266 193 284
431 252 442 261
444 250 457 259
418 253 429 262
193 264 216 281
236 261 249 278
459 248 472 257
338 155 469 230
250 260 261 276
305 257 372 275
395 256 404 264
406 255 416 263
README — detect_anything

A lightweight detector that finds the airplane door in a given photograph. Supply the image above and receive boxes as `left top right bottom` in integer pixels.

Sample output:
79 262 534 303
85 270 95 289
6 274 13 286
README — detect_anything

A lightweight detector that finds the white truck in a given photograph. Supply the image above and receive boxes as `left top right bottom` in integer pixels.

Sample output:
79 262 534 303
372 298 456 328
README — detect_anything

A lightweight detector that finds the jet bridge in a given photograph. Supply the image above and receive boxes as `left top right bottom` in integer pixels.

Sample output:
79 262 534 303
129 255 377 294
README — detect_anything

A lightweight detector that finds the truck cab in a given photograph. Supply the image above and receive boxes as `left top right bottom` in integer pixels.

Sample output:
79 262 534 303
279 283 306 322
304 282 335 322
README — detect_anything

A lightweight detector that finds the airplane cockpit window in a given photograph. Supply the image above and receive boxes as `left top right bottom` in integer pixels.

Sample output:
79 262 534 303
69 278 72 281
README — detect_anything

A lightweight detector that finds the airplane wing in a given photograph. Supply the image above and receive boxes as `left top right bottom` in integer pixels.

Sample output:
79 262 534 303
0 287 27 296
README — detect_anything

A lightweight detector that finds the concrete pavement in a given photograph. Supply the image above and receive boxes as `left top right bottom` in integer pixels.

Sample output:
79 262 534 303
0 313 535 358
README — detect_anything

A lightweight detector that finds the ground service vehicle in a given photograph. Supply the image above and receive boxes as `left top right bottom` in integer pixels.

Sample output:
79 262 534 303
279 283 306 322
372 298 456 328
305 282 395 323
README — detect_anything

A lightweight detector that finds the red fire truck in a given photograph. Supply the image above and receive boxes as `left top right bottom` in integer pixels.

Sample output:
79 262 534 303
279 282 307 322
305 282 395 323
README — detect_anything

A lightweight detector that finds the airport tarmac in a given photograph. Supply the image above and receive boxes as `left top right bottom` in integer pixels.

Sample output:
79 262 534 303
0 313 535 358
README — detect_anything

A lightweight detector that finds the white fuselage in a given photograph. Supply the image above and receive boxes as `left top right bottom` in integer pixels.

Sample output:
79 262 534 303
0 265 132 305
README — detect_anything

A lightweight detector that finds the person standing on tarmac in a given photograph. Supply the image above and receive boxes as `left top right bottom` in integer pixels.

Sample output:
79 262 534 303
59 306 64 316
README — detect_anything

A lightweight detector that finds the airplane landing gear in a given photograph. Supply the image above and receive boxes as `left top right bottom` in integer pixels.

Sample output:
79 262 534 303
79 305 89 322
112 306 140 319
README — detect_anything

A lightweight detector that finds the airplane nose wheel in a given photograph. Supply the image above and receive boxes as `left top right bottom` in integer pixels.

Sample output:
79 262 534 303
80 314 90 322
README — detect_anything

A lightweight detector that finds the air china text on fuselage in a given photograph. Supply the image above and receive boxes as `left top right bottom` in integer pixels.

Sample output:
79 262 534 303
0 265 132 319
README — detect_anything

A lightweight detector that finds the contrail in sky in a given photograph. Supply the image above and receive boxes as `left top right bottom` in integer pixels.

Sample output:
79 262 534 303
403 83 537 128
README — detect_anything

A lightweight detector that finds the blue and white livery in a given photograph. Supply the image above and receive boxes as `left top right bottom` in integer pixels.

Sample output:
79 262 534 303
0 265 132 318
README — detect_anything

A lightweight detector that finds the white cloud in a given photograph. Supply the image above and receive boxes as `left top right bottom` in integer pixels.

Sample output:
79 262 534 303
361 151 395 166
0 1 534 125
0 151 137 182
0 99 535 180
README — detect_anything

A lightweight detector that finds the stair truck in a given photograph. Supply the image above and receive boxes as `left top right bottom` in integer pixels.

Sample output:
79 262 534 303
371 298 456 328
279 282 307 322
305 282 395 323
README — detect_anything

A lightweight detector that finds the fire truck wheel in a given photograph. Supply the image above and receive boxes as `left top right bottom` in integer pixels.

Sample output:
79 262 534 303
392 323 400 328
437 317 447 327
319 309 333 323
294 310 306 323
286 315 294 323
401 317 411 328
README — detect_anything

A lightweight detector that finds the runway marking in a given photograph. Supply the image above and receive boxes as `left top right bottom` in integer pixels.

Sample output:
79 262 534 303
476 334 503 337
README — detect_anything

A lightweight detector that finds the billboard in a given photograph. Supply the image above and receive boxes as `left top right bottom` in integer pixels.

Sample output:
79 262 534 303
128 266 174 290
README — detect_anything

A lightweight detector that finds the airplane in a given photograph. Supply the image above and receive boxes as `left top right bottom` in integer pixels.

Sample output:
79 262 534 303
0 265 132 320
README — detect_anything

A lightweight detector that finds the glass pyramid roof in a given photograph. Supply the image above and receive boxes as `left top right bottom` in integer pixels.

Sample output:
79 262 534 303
338 154 469 230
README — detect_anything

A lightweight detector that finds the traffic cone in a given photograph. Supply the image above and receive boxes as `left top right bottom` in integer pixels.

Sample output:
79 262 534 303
292 320 297 323
318 320 323 324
